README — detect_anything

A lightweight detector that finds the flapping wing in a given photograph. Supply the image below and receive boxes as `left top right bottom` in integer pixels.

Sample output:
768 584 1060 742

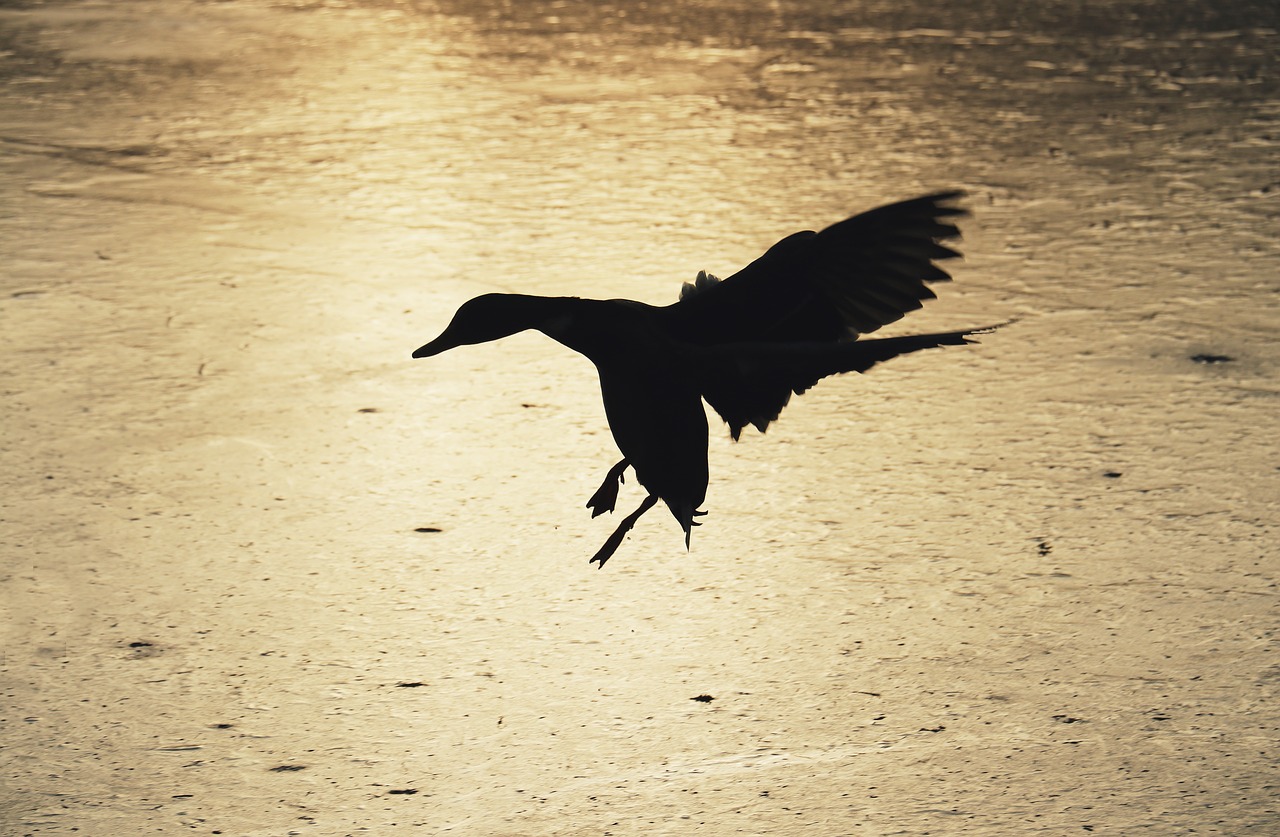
662 192 967 345
702 325 1002 440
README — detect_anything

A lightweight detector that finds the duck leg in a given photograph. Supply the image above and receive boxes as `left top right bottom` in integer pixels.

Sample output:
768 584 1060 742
586 458 629 517
589 493 658 569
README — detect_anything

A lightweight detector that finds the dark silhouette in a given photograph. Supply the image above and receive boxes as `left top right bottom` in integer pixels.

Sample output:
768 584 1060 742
413 191 1003 567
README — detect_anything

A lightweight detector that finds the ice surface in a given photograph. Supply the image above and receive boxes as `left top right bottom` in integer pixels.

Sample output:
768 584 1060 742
2 0 1276 833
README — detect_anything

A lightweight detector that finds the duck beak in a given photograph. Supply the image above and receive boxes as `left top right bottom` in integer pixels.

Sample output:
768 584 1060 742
411 339 446 359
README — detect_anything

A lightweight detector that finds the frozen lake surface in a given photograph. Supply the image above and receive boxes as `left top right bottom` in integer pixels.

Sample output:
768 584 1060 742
2 0 1277 833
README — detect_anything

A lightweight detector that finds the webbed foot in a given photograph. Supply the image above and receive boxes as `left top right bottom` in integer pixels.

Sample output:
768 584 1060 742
586 458 629 518
590 494 658 569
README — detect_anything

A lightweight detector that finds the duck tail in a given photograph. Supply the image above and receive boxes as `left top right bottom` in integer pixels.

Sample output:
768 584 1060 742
663 499 704 549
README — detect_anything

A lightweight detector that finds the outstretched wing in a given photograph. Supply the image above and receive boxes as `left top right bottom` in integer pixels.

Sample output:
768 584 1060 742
703 325 1002 440
661 191 967 345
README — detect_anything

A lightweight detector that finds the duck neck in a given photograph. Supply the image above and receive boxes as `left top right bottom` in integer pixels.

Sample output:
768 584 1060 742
499 295 635 363
520 294 579 344
530 296 632 361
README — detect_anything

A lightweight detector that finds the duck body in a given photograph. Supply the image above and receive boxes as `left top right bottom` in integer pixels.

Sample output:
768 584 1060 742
590 340 708 538
412 192 1003 567
417 294 710 541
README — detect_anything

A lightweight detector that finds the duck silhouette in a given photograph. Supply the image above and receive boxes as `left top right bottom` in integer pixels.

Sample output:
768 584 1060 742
413 191 1003 567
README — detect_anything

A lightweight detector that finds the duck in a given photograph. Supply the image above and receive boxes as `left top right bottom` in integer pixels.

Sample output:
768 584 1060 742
412 191 1003 568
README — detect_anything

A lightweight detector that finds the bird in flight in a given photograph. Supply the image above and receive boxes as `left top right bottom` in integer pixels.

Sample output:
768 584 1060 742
413 191 1002 568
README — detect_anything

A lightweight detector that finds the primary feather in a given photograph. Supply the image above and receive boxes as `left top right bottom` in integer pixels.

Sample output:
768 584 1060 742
662 191 970 438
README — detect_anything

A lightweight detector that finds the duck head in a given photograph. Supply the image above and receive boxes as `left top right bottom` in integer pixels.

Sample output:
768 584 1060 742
412 293 564 358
